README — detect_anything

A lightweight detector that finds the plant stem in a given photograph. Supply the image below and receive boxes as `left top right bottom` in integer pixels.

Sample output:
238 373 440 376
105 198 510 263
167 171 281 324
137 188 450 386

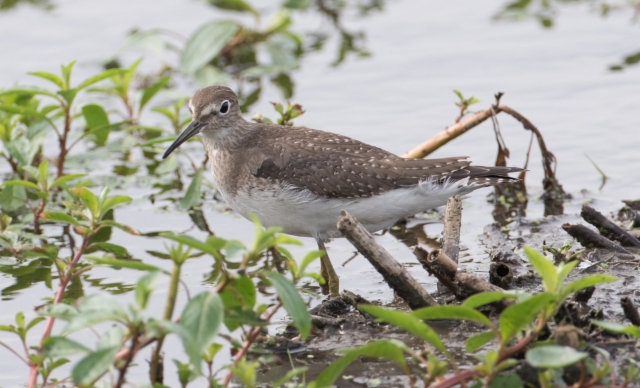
56 104 71 178
149 262 182 384
27 234 90 388
221 303 282 387
33 200 46 235
115 328 138 388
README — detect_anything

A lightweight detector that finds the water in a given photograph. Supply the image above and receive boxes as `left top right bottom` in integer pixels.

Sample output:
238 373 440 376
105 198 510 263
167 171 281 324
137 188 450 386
1 0 639 386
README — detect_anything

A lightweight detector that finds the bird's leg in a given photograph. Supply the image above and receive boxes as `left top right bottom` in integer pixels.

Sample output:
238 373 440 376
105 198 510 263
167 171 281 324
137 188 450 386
316 239 340 299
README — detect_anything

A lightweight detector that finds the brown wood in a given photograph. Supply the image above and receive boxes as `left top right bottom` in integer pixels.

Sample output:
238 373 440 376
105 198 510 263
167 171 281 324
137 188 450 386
562 223 632 255
442 196 462 263
621 297 640 326
337 210 438 309
489 262 513 290
581 205 640 248
414 247 512 308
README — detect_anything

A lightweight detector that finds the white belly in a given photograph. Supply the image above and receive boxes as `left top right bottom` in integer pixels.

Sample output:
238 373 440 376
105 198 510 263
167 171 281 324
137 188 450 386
219 178 479 240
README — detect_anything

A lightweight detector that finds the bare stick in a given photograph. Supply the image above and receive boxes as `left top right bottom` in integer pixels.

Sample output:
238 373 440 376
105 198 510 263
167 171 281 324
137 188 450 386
442 196 462 263
337 210 438 309
403 108 497 159
483 223 521 264
621 297 640 326
414 248 510 307
581 205 640 248
562 223 632 255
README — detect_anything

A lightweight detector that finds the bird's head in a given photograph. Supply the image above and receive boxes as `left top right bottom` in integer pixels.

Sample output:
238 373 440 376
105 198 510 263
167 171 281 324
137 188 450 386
163 86 242 159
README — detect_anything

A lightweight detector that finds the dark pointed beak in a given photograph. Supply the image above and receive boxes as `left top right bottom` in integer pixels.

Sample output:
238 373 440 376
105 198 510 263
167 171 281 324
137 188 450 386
162 121 205 159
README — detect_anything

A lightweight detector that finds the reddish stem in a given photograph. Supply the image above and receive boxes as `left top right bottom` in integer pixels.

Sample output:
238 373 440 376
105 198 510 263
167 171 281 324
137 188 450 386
27 235 89 388
221 303 281 387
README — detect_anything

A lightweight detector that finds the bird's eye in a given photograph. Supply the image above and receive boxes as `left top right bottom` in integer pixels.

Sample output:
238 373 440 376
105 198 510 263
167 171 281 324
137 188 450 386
219 100 230 115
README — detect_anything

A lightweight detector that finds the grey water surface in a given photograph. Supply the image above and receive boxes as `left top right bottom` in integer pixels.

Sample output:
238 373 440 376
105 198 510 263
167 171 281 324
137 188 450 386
1 0 639 386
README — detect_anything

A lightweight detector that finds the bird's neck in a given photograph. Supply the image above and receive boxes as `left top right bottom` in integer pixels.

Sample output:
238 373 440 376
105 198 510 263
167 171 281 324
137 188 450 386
202 119 256 154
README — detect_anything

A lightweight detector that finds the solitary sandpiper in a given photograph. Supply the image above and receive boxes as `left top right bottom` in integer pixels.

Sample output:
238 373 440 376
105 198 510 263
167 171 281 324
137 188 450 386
163 86 521 298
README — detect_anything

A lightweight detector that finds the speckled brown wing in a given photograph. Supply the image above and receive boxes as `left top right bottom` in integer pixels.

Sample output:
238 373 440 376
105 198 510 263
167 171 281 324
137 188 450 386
248 126 478 199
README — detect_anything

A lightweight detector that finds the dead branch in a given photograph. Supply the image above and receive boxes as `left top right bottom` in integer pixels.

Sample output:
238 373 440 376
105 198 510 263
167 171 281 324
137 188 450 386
442 196 462 263
483 223 522 264
403 108 496 159
489 262 513 290
621 297 640 326
581 205 640 248
562 223 633 256
337 210 438 309
572 286 595 303
414 247 511 308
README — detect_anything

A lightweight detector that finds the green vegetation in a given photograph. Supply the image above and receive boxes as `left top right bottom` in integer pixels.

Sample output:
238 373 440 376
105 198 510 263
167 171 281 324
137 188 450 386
0 1 638 387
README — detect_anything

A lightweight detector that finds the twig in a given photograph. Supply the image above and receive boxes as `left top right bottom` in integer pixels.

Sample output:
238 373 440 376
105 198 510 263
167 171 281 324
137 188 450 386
442 196 462 264
28 234 91 388
581 205 640 248
415 248 511 308
403 108 497 159
337 210 438 309
0 342 29 365
621 297 640 326
562 223 633 256
221 303 282 387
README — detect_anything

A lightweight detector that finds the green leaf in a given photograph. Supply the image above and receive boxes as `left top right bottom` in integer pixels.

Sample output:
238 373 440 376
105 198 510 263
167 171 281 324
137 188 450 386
180 20 240 74
488 374 523 388
526 345 588 368
0 105 51 124
42 336 91 358
592 321 640 338
560 275 617 300
28 71 65 89
90 242 128 257
160 233 222 260
50 173 87 189
180 168 204 209
556 260 579 287
76 69 127 91
462 291 518 309
466 331 496 352
135 271 161 310
283 0 311 10
140 76 170 111
84 256 164 273
64 294 128 334
264 271 311 340
314 340 409 388
38 303 78 321
524 246 558 292
362 305 446 352
499 292 555 343
99 220 139 235
72 347 119 387
0 86 60 100
179 292 224 371
96 325 125 350
2 180 41 191
57 88 78 105
207 0 258 16
99 195 132 219
298 250 324 275
274 366 309 387
37 159 49 191
41 212 81 227
60 61 76 89
412 305 494 328
71 187 99 219
82 104 110 146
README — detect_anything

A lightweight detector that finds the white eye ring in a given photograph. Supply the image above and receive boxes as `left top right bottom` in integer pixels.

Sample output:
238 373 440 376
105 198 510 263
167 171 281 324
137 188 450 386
219 100 230 115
